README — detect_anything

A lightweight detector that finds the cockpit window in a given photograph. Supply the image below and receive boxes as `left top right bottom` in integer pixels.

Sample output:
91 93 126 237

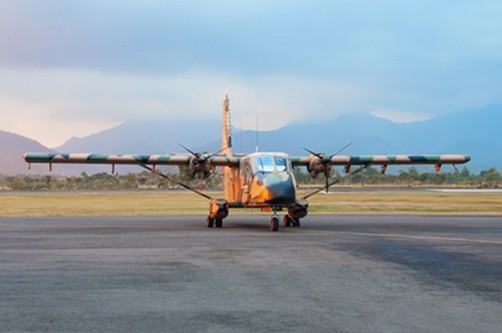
274 156 287 172
253 155 289 173
256 156 275 172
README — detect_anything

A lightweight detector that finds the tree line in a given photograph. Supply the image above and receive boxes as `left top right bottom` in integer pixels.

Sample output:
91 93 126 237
0 166 500 191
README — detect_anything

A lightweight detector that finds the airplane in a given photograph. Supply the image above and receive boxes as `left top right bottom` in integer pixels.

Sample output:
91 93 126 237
23 96 471 231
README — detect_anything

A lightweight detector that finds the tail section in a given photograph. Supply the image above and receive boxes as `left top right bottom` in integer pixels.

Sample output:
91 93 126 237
221 95 239 203
222 95 233 156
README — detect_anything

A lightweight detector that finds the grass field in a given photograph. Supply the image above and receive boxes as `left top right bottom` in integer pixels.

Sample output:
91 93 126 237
0 191 501 217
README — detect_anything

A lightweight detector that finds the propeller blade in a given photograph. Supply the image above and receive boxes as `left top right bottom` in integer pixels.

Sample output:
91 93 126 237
180 143 228 161
303 147 324 159
208 146 227 158
178 143 199 157
329 142 352 159
302 164 368 200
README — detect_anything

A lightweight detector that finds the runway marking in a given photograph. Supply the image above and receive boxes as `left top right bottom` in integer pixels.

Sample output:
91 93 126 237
333 231 502 245
433 189 502 193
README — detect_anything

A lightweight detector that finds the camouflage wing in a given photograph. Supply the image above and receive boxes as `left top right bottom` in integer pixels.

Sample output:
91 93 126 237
23 152 240 167
291 154 471 170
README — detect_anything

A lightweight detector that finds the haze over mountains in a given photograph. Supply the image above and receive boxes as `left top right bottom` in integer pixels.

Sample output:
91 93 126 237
0 131 52 175
1 106 501 175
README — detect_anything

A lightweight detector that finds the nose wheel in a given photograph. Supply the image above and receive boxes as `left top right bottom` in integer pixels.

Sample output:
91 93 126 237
270 216 279 231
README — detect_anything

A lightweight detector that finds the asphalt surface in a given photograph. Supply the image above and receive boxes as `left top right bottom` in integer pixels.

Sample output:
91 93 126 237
0 214 501 333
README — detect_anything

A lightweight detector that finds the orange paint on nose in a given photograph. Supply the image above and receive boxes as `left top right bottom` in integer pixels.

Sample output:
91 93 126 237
256 188 270 202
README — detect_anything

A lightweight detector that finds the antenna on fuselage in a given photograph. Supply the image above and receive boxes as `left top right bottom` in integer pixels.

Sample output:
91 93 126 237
255 114 259 152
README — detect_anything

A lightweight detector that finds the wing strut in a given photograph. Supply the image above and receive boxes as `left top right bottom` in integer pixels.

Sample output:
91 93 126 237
302 164 369 200
139 164 213 200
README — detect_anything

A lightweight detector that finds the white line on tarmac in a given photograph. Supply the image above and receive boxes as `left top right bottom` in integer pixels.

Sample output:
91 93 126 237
432 189 502 193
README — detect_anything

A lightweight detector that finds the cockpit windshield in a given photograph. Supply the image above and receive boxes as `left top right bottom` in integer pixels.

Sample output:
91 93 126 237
256 156 275 172
274 156 287 172
253 154 290 173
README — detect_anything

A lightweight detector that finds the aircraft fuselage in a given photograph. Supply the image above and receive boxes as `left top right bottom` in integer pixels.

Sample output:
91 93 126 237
238 152 297 207
213 152 308 230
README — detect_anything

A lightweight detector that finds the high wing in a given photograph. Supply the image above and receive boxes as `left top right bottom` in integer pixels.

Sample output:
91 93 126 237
291 154 471 176
23 153 240 167
291 153 470 197
24 152 470 170
291 154 470 167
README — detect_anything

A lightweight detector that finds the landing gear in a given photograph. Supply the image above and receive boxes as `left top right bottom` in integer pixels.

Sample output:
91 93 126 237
206 216 223 228
283 215 300 227
206 216 214 228
270 216 279 231
283 215 292 227
207 199 229 229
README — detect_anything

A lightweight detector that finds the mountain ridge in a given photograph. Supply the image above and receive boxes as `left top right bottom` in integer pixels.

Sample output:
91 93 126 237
2 106 501 174
0 130 52 175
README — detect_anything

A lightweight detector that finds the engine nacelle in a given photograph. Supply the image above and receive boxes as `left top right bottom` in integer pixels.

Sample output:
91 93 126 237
288 199 309 219
188 156 212 179
307 157 332 179
209 199 229 220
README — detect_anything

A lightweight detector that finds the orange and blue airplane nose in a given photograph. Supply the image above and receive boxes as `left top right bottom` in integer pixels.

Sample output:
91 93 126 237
261 172 296 205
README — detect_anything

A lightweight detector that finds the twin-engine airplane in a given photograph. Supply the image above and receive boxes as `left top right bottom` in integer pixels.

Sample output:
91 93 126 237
24 96 470 231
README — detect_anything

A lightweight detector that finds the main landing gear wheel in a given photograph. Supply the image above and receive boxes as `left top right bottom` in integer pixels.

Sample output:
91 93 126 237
292 218 301 227
283 215 292 227
206 216 214 228
215 218 223 228
270 217 279 232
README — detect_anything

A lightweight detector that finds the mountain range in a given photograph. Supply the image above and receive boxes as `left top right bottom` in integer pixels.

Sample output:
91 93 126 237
1 105 501 175
0 131 52 175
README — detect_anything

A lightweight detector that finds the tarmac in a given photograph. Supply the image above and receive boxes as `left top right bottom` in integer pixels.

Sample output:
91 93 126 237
0 214 501 333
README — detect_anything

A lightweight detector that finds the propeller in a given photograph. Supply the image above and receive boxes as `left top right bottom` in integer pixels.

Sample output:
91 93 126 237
179 143 226 190
303 143 352 193
179 143 225 163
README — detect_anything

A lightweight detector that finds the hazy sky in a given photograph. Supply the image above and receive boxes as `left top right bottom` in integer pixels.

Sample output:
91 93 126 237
1 0 501 147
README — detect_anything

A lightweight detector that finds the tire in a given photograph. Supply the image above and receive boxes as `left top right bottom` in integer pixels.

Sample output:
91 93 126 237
293 218 301 227
283 215 292 227
206 216 214 228
270 217 279 231
215 218 223 228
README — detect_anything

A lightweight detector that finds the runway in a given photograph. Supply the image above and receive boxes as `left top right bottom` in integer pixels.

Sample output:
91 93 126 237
1 214 501 332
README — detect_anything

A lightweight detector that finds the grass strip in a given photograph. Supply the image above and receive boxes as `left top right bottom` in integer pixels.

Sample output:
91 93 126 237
1 191 501 217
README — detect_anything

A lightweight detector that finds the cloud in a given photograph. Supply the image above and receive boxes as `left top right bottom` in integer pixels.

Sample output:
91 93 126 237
370 110 432 123
1 1 501 77
1 1 502 146
0 67 374 145
0 95 121 148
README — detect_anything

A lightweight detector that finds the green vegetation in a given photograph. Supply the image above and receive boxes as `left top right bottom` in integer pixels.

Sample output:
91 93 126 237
2 166 498 217
308 192 502 214
294 166 501 188
0 192 500 217
1 166 500 191
0 192 209 217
